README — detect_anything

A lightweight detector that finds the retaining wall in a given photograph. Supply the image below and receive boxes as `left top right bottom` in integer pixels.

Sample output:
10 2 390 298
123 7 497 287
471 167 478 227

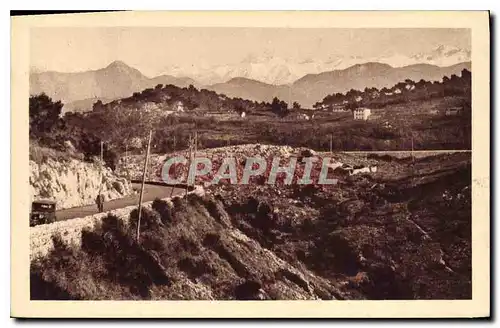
30 186 204 260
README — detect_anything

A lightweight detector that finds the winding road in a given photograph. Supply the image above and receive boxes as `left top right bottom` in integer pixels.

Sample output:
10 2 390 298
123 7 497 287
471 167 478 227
55 183 187 221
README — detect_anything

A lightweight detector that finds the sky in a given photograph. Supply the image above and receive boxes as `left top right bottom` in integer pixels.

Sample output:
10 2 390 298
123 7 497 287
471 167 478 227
30 27 470 77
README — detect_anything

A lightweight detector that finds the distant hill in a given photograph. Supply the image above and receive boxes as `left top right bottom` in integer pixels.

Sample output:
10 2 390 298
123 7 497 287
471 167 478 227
31 60 472 111
30 61 199 108
207 61 472 108
62 97 115 114
209 77 288 102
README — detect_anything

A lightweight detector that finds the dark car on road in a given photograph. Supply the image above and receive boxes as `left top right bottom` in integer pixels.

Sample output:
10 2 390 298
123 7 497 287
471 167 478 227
30 200 57 226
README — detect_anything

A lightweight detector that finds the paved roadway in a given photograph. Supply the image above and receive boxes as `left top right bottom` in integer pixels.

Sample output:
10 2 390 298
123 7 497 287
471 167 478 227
55 183 187 221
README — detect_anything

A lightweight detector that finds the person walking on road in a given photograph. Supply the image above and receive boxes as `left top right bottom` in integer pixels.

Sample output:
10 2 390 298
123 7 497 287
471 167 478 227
95 193 105 213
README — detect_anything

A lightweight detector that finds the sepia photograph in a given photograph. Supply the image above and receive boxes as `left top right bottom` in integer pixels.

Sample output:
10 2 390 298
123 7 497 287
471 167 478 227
11 11 490 318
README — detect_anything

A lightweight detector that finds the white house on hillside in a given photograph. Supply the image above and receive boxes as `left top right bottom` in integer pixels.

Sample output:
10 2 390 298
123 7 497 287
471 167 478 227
295 113 311 120
174 101 185 112
353 108 371 120
331 104 346 112
445 107 462 116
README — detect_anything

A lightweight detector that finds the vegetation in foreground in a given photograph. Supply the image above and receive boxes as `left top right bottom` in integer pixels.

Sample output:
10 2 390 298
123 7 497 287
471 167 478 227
31 152 471 300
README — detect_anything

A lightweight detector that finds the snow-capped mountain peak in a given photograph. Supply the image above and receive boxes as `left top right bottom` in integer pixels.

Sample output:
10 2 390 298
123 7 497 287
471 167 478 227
159 45 470 85
410 45 470 66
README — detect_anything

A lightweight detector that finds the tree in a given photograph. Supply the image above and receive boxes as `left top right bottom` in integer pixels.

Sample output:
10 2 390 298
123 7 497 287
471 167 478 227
183 98 199 111
292 101 301 111
394 82 407 91
345 102 359 111
234 103 246 114
461 69 472 95
346 88 362 102
461 69 471 81
271 97 289 117
92 100 105 112
416 79 427 89
29 93 64 138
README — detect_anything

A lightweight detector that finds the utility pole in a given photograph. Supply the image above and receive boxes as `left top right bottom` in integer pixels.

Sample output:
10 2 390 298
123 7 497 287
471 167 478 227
125 143 130 181
330 133 333 154
100 141 104 163
410 133 415 190
411 133 415 163
136 130 153 243
185 133 192 200
194 130 198 157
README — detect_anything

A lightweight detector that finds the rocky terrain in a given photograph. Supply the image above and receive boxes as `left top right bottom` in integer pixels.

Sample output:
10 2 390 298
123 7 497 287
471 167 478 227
30 157 133 210
31 144 471 300
117 144 297 182
117 144 382 184
206 151 472 299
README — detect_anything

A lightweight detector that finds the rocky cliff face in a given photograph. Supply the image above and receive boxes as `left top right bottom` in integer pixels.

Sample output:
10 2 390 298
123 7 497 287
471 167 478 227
30 158 133 210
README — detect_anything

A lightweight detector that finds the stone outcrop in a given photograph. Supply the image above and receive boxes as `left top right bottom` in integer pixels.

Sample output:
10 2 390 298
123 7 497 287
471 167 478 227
116 144 315 182
30 204 139 260
30 186 205 260
30 158 133 210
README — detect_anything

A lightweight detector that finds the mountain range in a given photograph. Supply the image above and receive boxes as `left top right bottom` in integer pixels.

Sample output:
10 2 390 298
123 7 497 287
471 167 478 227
239 62 471 107
31 54 471 111
158 45 471 85
29 61 198 112
207 61 471 107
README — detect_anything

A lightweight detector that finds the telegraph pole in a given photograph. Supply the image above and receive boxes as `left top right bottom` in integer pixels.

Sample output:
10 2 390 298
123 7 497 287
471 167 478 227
125 143 130 180
330 133 333 154
99 140 105 195
136 130 153 243
100 141 104 163
185 133 192 200
194 130 198 157
411 135 415 162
